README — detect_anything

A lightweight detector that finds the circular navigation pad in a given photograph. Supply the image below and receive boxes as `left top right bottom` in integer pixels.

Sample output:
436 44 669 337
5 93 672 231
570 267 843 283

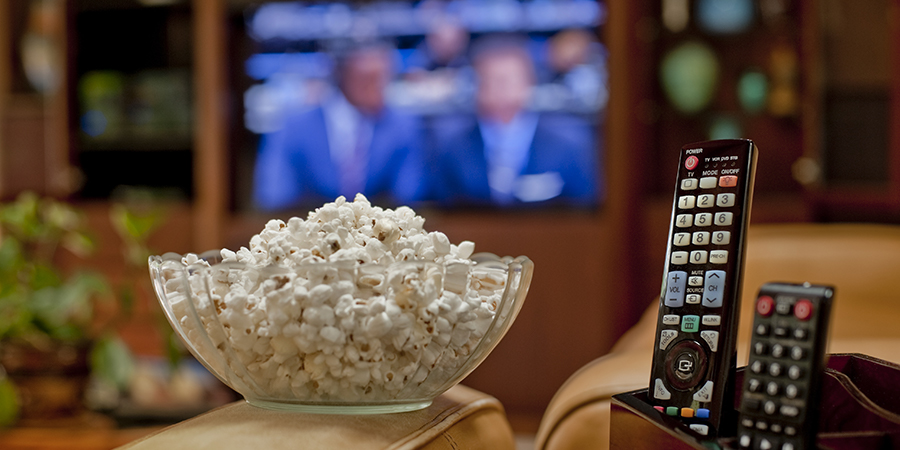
664 340 709 391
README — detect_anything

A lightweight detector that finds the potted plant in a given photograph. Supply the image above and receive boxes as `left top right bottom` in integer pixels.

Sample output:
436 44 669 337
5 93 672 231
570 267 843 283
0 192 132 425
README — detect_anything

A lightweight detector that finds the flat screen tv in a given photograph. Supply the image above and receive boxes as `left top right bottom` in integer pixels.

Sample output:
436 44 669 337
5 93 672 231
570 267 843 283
229 0 607 212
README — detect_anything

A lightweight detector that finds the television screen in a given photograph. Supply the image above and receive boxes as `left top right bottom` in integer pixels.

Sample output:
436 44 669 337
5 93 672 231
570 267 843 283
231 0 607 211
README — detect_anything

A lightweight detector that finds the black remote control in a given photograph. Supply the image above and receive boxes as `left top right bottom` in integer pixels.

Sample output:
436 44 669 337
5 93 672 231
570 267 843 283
649 139 758 437
736 283 834 450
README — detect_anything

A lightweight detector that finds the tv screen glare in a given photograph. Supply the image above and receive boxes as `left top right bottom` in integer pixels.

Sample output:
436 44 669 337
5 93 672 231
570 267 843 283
234 0 607 211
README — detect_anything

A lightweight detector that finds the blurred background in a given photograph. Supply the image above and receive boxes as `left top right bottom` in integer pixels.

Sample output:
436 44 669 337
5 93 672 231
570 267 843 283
0 0 897 447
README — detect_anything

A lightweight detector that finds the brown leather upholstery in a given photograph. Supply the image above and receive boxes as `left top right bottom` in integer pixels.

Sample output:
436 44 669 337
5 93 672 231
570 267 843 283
536 223 900 450
117 384 515 450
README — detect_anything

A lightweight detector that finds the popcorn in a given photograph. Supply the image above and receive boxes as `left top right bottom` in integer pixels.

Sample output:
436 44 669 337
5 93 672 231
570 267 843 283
161 194 503 402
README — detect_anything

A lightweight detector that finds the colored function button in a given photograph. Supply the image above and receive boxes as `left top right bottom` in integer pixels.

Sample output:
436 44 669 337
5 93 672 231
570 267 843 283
666 406 679 416
719 175 738 187
756 295 775 316
685 155 699 170
681 408 695 418
681 315 700 332
794 299 814 320
653 406 665 412
696 408 710 419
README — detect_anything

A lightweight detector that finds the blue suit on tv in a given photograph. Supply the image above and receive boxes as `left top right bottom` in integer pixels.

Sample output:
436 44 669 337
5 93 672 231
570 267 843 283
253 106 425 210
429 113 601 207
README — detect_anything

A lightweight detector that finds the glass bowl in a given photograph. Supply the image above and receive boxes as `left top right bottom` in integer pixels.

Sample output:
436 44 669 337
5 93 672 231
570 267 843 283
148 251 532 414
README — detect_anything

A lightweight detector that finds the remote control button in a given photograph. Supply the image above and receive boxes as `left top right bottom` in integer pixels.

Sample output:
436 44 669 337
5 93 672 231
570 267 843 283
785 384 800 399
692 380 714 402
681 408 694 417
764 400 778 415
662 314 680 325
751 360 765 374
714 211 733 226
686 294 701 304
671 251 689 265
681 178 699 190
666 406 679 416
719 175 738 187
689 424 709 436
793 327 808 340
699 176 717 189
748 378 762 393
665 271 687 307
653 405 664 412
681 315 700 332
759 438 775 450
700 330 719 351
794 299 814 320
756 420 769 430
769 362 783 377
678 195 696 209
674 232 691 246
781 443 795 450
775 300 792 315
754 342 768 355
659 330 678 349
696 408 710 419
709 250 729 264
788 365 803 380
665 340 708 390
756 323 770 336
701 315 721 326
712 230 731 245
774 326 789 338
690 250 708 264
784 426 797 436
770 423 783 434
689 276 704 286
739 434 752 448
676 214 693 227
692 231 710 245
697 194 715 208
780 404 801 418
741 418 755 428
756 295 775 316
703 270 725 307
685 155 699 170
653 378 672 400
766 382 780 396
694 212 712 227
790 346 805 360
771 344 785 358
716 193 736 207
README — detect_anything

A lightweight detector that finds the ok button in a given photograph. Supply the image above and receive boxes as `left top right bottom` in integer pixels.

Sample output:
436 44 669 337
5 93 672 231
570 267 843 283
665 340 709 391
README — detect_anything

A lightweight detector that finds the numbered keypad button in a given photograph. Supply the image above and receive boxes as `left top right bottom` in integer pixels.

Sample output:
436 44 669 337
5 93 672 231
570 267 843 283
679 196 696 209
716 193 736 207
692 232 710 245
676 214 693 228
690 250 708 264
674 233 691 246
694 213 712 227
698 194 715 208
682 179 699 190
712 231 731 245
714 212 733 226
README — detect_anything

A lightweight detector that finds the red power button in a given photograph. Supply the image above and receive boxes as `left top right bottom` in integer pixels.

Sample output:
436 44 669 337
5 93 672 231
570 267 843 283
685 156 699 170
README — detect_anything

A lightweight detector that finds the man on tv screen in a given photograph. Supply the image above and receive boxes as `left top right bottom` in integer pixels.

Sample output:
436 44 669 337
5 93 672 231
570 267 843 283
252 43 425 211
429 35 601 207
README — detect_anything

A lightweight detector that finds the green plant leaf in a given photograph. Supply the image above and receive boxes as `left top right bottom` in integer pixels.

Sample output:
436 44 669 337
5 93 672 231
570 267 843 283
90 335 135 391
0 373 19 427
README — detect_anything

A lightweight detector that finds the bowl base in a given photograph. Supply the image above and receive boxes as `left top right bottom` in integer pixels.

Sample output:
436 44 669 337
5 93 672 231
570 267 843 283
245 398 433 415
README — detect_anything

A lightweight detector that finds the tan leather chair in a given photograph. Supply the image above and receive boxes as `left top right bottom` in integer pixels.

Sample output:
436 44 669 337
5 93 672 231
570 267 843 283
536 223 900 450
118 384 515 450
